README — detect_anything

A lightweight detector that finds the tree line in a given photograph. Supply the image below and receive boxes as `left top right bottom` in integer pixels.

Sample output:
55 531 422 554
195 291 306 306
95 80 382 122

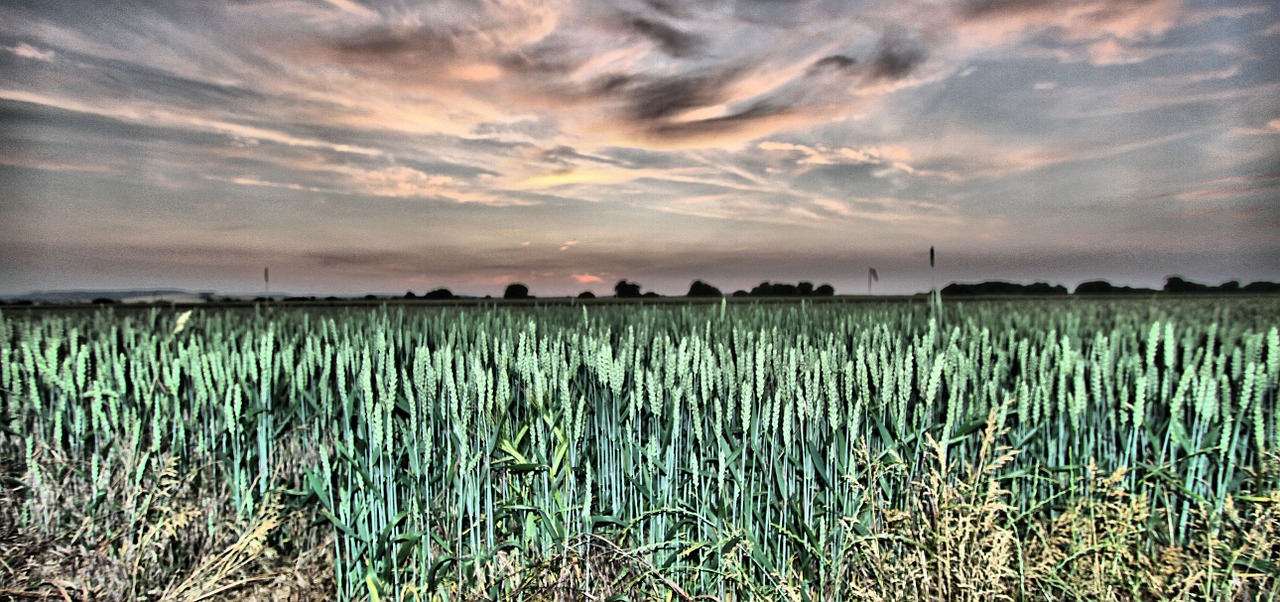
492 279 838 300
941 276 1280 297
287 276 1280 303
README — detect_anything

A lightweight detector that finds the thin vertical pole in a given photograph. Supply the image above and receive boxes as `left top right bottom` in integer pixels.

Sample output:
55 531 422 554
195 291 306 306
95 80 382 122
929 247 937 322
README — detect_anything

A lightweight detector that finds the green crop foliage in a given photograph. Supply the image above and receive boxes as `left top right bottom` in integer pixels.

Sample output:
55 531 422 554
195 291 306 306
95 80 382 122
1 297 1278 601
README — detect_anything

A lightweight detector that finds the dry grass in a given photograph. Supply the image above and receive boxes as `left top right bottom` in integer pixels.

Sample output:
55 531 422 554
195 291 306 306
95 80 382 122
3 421 1276 601
816 411 1280 602
0 442 333 602
1023 463 1161 600
833 411 1020 602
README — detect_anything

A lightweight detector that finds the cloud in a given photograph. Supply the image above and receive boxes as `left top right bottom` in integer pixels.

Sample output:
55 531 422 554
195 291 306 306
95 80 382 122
208 175 317 192
0 149 115 173
759 140 916 172
625 69 743 121
1181 4 1268 26
1144 65 1241 85
1128 172 1280 204
618 15 703 57
8 42 55 61
514 166 659 188
954 0 1185 65
810 196 957 224
637 101 805 146
868 30 928 80
809 54 858 73
1242 117 1280 137
571 273 603 283
957 0 1180 39
291 1 949 148
759 140 818 156
321 0 380 19
323 2 562 80
208 161 535 206
0 89 383 156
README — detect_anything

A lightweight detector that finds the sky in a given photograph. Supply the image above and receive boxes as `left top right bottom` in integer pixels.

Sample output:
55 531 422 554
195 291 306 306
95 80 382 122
1 0 1278 297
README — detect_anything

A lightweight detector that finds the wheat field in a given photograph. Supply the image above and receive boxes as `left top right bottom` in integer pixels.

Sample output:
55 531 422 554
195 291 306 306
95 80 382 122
1 297 1277 601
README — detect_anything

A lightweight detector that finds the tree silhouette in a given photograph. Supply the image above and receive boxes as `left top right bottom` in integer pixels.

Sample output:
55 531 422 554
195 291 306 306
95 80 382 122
424 288 454 300
747 281 834 297
942 281 1067 296
1243 281 1280 292
578 291 596 299
687 280 722 297
504 283 531 299
1074 281 1155 295
1162 276 1270 293
751 282 797 296
1164 276 1207 293
614 280 642 298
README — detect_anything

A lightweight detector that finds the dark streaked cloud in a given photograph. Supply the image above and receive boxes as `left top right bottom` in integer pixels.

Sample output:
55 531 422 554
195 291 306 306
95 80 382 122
644 101 798 143
810 54 858 73
304 0 947 147
868 30 928 80
958 0 1057 19
625 69 744 121
619 16 704 57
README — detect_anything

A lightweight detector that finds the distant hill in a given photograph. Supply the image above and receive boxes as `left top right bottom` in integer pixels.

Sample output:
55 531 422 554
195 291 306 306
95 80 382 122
5 289 217 304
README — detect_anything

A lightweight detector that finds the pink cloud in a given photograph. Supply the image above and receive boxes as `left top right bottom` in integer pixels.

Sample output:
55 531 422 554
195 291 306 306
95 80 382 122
9 42 55 61
277 2 942 150
572 273 603 283
955 0 1185 65
0 150 114 173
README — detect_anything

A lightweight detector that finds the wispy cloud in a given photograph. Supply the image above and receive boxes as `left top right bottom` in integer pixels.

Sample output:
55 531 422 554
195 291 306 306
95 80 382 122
0 149 114 173
206 163 535 206
954 0 1185 65
1127 172 1280 204
7 41 55 61
758 140 916 173
0 89 383 156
